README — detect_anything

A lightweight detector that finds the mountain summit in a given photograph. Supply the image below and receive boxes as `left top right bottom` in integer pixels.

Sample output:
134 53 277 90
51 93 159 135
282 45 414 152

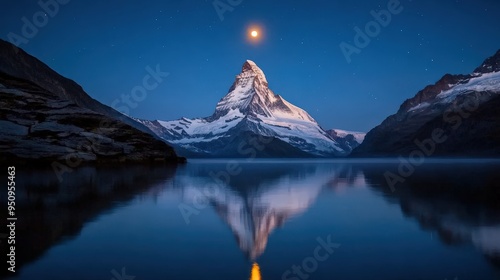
212 60 316 122
138 60 360 157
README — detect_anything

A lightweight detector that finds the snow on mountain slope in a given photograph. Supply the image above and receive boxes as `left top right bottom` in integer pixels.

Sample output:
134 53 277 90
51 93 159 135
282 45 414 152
325 129 366 153
352 48 500 157
212 60 317 122
436 71 500 102
329 129 366 143
158 108 245 141
139 60 347 157
407 71 500 112
402 49 500 113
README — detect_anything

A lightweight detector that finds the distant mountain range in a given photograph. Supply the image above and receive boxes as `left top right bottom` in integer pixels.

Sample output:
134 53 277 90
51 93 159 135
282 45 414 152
137 60 365 157
0 39 184 164
325 129 365 154
352 49 500 157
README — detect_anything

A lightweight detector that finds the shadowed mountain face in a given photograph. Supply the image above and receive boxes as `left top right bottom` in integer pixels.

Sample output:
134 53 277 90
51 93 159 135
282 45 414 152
137 61 352 158
0 165 178 279
352 49 500 157
0 40 184 163
0 40 152 134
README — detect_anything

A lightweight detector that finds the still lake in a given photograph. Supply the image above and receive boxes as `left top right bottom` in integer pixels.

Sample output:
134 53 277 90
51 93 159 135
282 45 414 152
3 159 500 280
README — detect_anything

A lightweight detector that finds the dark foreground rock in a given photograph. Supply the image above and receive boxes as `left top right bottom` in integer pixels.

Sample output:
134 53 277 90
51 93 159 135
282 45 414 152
0 40 185 164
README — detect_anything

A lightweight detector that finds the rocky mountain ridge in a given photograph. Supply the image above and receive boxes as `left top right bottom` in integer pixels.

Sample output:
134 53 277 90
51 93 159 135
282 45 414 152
352 49 500 157
0 39 184 164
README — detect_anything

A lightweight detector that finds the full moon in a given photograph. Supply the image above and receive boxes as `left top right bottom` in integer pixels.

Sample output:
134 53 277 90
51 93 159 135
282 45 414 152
246 25 263 43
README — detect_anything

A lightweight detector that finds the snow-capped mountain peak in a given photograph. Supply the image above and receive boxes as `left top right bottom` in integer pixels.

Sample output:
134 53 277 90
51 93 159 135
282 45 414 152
137 60 354 157
242 60 268 83
214 60 316 123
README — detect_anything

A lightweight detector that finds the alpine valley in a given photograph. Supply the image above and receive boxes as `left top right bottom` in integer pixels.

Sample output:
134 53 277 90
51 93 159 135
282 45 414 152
137 60 365 158
2 39 499 161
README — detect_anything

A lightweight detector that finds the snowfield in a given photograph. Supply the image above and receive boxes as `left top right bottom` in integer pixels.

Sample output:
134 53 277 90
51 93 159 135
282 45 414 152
437 71 500 102
408 71 500 112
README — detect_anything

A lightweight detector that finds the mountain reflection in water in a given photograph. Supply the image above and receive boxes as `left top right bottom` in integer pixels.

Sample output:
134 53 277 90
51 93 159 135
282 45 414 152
174 160 500 265
174 161 367 259
3 159 500 280
0 165 177 279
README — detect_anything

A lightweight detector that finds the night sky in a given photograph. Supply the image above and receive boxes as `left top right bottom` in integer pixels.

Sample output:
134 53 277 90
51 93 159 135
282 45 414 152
1 0 500 132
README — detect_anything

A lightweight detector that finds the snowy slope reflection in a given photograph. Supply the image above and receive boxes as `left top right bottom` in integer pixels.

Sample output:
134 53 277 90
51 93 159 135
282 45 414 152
174 160 367 260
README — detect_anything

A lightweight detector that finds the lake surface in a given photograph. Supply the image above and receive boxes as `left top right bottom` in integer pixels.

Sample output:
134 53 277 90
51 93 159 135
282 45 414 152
2 159 500 280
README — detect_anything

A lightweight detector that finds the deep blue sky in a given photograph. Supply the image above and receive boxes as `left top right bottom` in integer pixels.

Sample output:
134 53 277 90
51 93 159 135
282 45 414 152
1 0 500 132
